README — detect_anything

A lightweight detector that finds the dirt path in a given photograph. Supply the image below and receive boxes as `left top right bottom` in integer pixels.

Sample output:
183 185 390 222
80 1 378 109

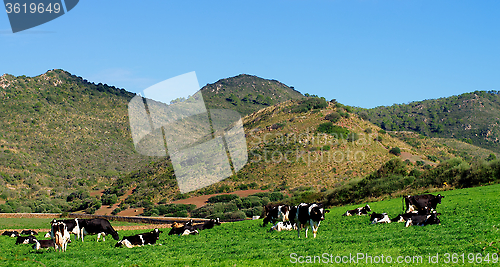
95 187 137 216
172 189 269 208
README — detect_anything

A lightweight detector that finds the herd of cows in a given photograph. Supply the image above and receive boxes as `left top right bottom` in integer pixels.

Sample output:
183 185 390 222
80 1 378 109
1 193 445 251
1 217 223 251
262 194 445 237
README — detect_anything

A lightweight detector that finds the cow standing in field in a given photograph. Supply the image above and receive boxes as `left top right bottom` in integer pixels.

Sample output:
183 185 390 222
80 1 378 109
403 194 444 213
52 222 71 252
342 205 371 216
79 218 119 242
51 219 82 241
115 229 163 248
262 204 290 226
290 203 329 238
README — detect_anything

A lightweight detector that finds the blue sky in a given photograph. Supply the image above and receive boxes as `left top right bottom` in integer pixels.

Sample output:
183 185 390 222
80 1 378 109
1 0 499 108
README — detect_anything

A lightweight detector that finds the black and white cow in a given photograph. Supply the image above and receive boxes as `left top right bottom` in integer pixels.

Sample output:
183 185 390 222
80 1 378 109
115 229 163 248
342 205 371 216
2 231 19 237
189 218 221 231
403 194 444 213
168 222 199 236
262 204 290 226
33 239 56 250
369 212 391 224
269 221 297 232
52 222 71 252
79 218 119 242
51 219 81 241
404 211 441 227
20 230 38 236
391 209 431 223
290 203 329 238
15 235 37 245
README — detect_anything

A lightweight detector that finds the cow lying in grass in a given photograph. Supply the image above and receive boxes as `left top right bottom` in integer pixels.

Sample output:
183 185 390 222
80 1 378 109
16 235 37 245
370 212 391 224
33 239 56 250
115 229 162 248
269 221 297 232
342 205 371 216
168 221 199 236
2 231 19 237
188 218 221 231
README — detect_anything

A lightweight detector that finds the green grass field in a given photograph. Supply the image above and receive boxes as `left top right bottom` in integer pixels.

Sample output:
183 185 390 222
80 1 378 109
1 184 499 266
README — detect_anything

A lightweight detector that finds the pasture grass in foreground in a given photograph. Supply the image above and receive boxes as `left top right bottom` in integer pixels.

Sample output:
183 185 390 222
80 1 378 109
1 184 499 266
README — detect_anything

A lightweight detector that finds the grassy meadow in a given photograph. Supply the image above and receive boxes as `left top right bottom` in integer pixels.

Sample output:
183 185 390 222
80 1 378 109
1 184 499 266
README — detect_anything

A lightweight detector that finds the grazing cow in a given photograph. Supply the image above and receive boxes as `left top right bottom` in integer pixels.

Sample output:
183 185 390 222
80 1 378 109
52 222 71 252
403 194 444 213
51 219 81 241
15 235 37 245
191 218 222 231
2 231 19 237
44 232 51 238
342 205 371 216
269 221 297 232
33 239 56 250
115 229 163 248
290 203 329 238
79 218 119 242
404 211 441 227
262 204 289 226
20 230 38 236
370 213 391 224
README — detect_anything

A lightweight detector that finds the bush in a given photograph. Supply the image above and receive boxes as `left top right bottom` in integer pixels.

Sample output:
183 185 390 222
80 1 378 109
389 147 401 156
208 194 240 203
317 122 349 136
325 112 341 123
242 206 264 218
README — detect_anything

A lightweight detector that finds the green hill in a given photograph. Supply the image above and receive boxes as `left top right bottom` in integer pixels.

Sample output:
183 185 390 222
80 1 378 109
0 70 153 209
0 70 302 213
357 91 500 153
201 74 305 116
106 98 458 212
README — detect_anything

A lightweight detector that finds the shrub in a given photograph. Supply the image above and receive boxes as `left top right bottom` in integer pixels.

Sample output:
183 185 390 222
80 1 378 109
317 122 349 136
208 194 239 203
389 147 401 156
325 112 341 123
427 155 438 162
